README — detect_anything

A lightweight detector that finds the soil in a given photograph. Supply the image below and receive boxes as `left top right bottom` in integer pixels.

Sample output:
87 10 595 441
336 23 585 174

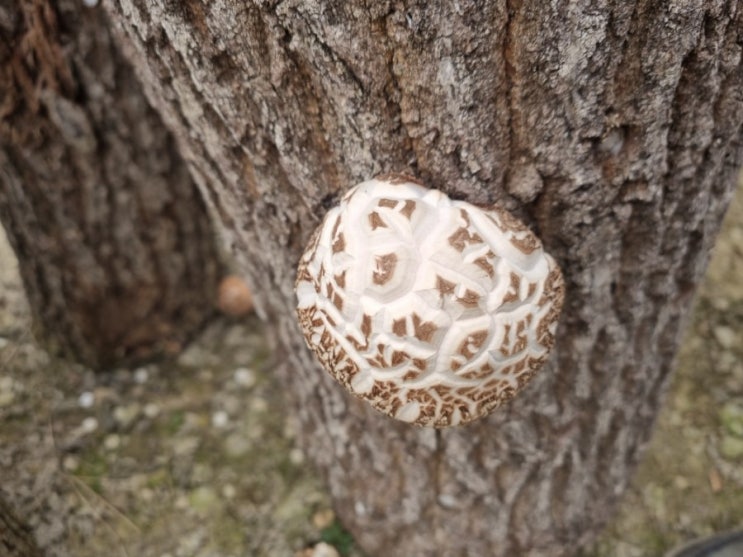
1 178 742 557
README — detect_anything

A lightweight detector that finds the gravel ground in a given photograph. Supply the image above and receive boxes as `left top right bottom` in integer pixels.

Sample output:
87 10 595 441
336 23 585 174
1 179 741 557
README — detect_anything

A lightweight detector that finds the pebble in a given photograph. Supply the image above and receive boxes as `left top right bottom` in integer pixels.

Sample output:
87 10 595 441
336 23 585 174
0 378 14 406
114 403 141 429
224 432 250 457
711 297 731 312
81 416 99 433
289 447 305 465
719 401 743 437
176 345 216 368
211 410 229 429
144 403 160 419
221 484 236 499
300 542 340 557
233 367 256 388
172 437 199 457
140 488 154 502
437 494 459 509
221 395 242 415
78 391 95 408
312 509 335 530
188 486 218 513
192 463 213 483
720 435 743 460
104 434 121 451
713 326 737 349
133 367 149 384
63 455 79 472
0 390 14 407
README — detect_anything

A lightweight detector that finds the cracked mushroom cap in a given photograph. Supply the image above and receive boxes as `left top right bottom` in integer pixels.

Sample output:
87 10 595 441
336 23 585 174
295 175 564 427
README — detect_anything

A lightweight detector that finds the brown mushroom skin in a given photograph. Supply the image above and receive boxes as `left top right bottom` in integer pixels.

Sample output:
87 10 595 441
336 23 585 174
296 176 564 427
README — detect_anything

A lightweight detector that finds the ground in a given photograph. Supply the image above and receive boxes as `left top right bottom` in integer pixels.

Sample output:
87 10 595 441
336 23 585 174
0 180 742 557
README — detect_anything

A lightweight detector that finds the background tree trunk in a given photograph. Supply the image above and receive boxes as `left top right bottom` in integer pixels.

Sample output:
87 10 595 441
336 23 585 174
0 0 221 369
32 0 743 555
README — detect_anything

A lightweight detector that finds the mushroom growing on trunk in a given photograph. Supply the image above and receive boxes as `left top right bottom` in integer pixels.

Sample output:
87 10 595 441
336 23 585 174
296 175 564 427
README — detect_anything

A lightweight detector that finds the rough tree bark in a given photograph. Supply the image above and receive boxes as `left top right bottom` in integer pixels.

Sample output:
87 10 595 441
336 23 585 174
0 0 220 369
15 0 743 555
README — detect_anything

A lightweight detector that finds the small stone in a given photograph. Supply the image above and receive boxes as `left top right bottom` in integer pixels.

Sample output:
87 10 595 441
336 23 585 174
250 398 268 413
713 326 737 349
143 403 160 419
307 542 340 557
217 275 254 317
172 436 199 457
133 367 149 384
188 486 218 513
78 391 95 408
114 403 141 429
0 376 12 391
719 435 743 460
81 416 99 433
211 410 229 429
221 395 242 416
104 434 121 451
711 297 731 312
437 494 459 509
224 432 250 458
192 463 212 483
720 351 738 369
63 455 79 472
221 484 236 499
0 390 14 407
719 401 743 437
233 367 256 388
312 508 335 530
177 345 210 368
289 447 305 465
0 338 8 349
709 468 724 493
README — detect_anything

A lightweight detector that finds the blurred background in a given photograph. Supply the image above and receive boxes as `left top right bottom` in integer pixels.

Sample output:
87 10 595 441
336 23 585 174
1 178 742 557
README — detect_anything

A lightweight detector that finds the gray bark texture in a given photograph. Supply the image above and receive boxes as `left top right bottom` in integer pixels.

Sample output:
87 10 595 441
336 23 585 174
95 0 743 555
0 0 220 369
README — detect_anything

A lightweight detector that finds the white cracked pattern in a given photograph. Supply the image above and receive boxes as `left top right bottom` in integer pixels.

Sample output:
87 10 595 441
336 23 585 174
296 176 564 427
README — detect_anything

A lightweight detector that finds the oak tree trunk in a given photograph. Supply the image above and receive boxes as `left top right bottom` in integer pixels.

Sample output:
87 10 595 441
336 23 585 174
0 0 220 369
14 1 743 556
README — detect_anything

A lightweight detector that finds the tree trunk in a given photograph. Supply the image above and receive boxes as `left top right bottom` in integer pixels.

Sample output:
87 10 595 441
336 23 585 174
0 0 220 369
0 494 42 557
78 1 743 555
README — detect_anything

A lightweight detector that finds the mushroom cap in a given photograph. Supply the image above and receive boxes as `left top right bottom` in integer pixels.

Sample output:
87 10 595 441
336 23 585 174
295 176 564 427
